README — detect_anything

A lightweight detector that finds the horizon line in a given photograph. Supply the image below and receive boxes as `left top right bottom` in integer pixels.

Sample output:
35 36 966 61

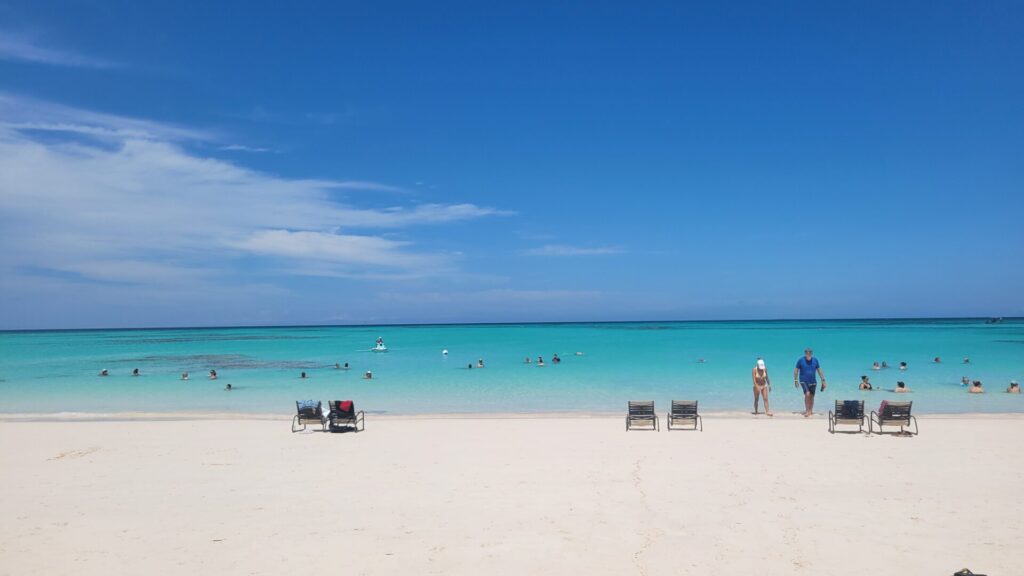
0 315 1017 334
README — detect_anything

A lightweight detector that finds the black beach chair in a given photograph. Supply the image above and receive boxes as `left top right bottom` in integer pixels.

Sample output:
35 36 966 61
626 401 658 431
667 400 702 431
869 400 918 435
292 400 327 432
328 400 365 432
828 400 866 434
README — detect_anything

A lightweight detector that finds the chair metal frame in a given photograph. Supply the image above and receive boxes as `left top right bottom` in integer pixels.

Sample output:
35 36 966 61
667 400 702 431
626 401 659 431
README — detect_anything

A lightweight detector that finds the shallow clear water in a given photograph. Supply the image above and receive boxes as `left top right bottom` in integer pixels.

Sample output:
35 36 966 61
1 319 1022 415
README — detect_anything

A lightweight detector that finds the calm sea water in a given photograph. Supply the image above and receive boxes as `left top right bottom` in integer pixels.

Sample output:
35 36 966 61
1 319 1022 415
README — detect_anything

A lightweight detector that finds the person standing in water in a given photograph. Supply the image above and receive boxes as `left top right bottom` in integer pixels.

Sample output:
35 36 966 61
751 358 772 416
794 348 826 417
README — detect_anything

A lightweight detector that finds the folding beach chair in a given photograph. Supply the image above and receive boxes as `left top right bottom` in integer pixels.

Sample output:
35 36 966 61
869 400 918 435
328 400 365 432
828 400 866 433
626 401 658 431
667 400 702 431
292 400 327 432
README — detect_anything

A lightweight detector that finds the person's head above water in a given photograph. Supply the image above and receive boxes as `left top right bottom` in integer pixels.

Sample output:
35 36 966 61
897 381 906 388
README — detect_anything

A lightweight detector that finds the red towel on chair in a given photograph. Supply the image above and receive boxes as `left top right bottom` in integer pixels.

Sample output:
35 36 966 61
339 400 353 412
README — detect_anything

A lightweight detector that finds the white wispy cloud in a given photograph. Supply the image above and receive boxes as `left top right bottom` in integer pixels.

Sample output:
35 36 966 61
377 288 602 305
229 230 450 271
219 144 272 153
522 244 624 257
0 92 211 141
0 94 507 291
0 32 117 68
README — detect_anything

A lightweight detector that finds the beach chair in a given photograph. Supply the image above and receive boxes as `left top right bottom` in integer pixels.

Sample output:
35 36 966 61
328 400 365 432
292 400 327 432
626 401 659 431
828 400 866 434
869 400 918 435
667 400 702 431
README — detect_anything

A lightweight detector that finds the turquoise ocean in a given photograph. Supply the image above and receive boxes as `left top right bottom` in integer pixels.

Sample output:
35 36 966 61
1 319 1022 415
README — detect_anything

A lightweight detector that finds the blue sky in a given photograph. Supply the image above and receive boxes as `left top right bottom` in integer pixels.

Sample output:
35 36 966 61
1 1 1022 329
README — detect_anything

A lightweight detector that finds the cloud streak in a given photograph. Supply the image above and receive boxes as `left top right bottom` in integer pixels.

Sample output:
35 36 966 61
0 33 117 68
0 92 211 141
522 244 624 257
0 94 507 294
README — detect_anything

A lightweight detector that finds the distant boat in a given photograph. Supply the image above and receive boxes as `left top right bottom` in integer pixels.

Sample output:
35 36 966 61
985 317 1003 324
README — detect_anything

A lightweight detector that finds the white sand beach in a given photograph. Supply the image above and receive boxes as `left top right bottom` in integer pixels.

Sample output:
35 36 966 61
0 414 1019 575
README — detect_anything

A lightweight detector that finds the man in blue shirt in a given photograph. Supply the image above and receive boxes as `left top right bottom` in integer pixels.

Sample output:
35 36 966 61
794 347 826 417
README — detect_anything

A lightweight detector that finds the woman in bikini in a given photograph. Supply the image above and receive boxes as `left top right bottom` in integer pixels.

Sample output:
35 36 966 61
751 358 773 416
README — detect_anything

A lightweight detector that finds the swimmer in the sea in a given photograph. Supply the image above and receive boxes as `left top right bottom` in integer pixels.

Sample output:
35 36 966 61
364 370 373 379
871 362 880 371
209 370 218 380
181 372 189 381
1007 381 1020 394
225 383 232 391
132 368 140 376
893 381 912 393
859 375 873 390
881 361 889 369
99 369 109 377
537 356 545 366
477 359 485 368
968 380 984 394
899 361 907 371
961 376 970 387
933 357 941 363
300 371 307 379
552 354 561 364
524 357 531 364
